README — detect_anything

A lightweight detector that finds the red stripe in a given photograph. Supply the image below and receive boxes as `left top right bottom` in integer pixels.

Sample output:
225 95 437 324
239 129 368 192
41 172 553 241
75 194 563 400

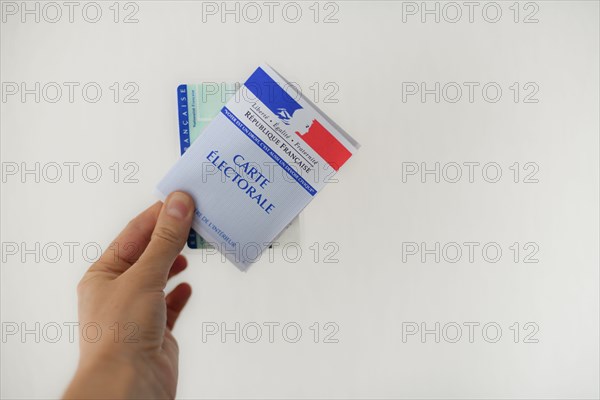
295 120 351 171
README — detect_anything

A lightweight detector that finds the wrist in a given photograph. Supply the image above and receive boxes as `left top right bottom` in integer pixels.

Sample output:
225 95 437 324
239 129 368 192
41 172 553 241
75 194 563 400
64 352 165 399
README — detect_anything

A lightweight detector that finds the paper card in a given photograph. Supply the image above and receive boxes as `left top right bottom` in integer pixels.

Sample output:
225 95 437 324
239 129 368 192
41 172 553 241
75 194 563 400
176 83 302 249
158 65 359 270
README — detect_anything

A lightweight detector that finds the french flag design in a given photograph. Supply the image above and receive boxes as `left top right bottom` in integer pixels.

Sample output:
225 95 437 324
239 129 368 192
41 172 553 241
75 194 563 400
244 66 353 172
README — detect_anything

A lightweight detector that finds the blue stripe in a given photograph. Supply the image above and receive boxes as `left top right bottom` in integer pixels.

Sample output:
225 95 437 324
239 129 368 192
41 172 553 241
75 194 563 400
221 106 316 196
177 84 190 156
244 67 303 124
177 84 202 248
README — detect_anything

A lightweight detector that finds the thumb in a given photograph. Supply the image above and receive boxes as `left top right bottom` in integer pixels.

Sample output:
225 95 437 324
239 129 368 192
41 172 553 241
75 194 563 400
132 191 194 288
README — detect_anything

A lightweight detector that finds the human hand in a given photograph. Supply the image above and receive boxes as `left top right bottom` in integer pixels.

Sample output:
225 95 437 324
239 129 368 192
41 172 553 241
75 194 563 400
64 192 195 400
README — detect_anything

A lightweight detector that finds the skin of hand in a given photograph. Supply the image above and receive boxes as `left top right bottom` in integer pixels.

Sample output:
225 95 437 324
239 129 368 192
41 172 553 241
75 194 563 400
64 191 195 400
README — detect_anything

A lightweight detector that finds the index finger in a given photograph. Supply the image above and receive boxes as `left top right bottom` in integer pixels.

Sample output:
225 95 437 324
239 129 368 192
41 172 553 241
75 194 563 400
86 202 162 278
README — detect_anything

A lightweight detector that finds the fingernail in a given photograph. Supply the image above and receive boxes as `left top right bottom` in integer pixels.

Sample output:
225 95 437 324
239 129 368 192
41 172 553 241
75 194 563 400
166 192 191 220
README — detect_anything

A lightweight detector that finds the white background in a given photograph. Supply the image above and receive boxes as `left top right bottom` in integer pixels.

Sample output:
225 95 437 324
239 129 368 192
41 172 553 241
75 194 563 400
1 1 599 398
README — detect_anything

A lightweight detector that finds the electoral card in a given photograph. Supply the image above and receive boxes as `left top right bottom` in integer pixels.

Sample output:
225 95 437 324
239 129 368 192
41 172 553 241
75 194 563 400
176 82 301 249
160 65 359 270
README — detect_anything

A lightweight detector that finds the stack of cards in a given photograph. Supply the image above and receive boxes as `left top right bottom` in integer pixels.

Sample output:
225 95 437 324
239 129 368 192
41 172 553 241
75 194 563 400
160 65 359 270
